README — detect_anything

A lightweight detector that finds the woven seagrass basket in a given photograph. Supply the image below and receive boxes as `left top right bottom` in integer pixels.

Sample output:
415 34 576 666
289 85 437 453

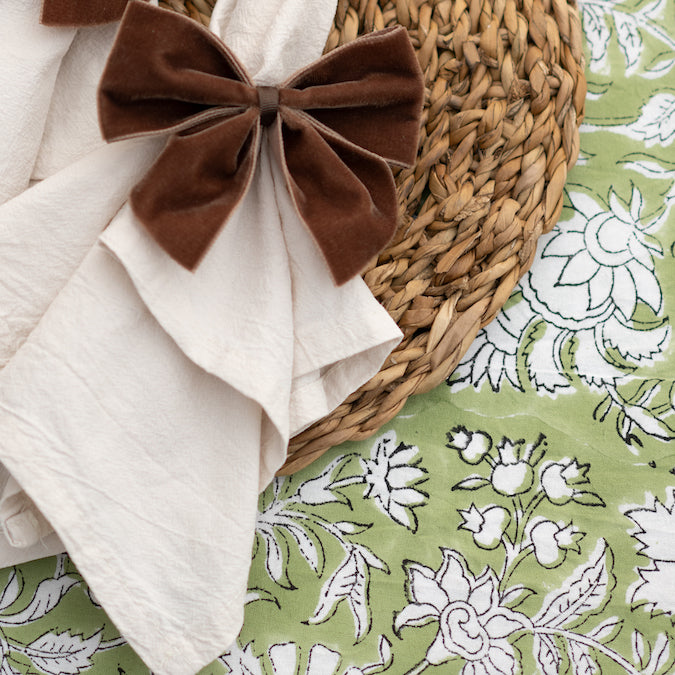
162 0 587 474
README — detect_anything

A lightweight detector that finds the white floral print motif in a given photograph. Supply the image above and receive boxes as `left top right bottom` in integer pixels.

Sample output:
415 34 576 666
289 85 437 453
520 187 668 393
393 426 670 675
452 184 675 446
488 437 541 497
395 548 530 673
624 488 675 617
531 189 663 327
459 504 510 549
0 556 122 675
529 518 584 568
254 431 427 639
221 636 393 675
540 458 593 505
360 431 427 530
581 0 675 78
448 0 675 449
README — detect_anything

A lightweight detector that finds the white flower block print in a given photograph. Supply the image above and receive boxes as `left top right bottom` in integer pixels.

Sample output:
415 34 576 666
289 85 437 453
360 432 428 531
396 549 530 672
525 189 663 326
452 184 672 425
221 637 393 675
625 489 675 617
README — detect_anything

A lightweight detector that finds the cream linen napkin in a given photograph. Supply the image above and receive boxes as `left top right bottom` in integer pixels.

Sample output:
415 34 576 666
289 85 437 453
0 0 401 672
0 0 75 204
103 0 404 485
0 0 162 560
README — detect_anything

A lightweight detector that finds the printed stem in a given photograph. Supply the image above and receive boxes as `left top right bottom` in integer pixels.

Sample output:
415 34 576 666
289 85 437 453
330 476 366 489
523 492 545 522
98 637 128 651
500 546 534 592
403 659 431 675
639 16 675 51
498 538 517 582
533 627 640 675
512 498 525 546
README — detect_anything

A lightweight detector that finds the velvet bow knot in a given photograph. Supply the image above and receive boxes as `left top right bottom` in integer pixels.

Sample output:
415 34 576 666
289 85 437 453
97 2 424 284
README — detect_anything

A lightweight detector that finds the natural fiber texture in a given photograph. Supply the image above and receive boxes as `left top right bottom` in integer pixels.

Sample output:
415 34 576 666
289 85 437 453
162 0 587 473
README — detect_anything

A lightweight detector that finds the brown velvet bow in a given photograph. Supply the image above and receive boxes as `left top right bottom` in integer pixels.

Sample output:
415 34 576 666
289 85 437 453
40 0 143 25
98 2 424 284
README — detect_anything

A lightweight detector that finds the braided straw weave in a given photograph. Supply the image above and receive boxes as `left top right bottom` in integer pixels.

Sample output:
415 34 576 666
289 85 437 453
162 0 587 474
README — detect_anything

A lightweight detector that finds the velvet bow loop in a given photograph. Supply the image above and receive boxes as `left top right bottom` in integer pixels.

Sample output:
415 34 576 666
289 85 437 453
98 1 424 284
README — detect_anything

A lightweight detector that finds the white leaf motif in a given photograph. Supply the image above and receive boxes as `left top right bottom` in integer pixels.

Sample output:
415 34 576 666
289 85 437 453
622 159 675 179
358 545 387 572
260 530 286 583
297 455 350 505
284 522 320 573
621 403 675 440
568 640 598 675
533 540 611 629
373 635 393 673
582 4 611 70
629 94 675 147
640 0 668 20
0 571 20 612
245 588 279 607
0 577 77 626
334 521 371 535
501 585 536 608
645 633 670 675
632 629 646 667
642 57 675 79
613 11 642 73
23 631 101 675
393 603 439 633
534 634 562 675
308 547 371 640
586 616 622 641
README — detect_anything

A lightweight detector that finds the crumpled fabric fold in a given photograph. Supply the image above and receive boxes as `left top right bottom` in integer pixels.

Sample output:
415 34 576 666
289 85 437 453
0 0 160 562
0 0 75 203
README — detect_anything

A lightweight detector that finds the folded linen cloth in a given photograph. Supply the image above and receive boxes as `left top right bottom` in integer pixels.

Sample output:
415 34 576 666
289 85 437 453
0 468 63 566
0 0 75 203
0 0 146 203
0 0 158 559
0 0 407 671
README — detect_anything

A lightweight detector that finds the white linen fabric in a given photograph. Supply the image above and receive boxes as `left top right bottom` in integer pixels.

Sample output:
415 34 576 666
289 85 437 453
33 21 124 178
0 468 62 565
0 0 153 564
0 0 162 560
0 0 402 673
0 0 75 204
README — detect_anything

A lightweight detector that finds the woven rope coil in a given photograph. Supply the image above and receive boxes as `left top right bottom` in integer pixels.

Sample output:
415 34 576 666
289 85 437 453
162 0 587 474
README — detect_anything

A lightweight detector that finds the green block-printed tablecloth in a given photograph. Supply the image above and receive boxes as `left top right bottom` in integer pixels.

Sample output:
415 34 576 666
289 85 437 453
1 0 674 672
